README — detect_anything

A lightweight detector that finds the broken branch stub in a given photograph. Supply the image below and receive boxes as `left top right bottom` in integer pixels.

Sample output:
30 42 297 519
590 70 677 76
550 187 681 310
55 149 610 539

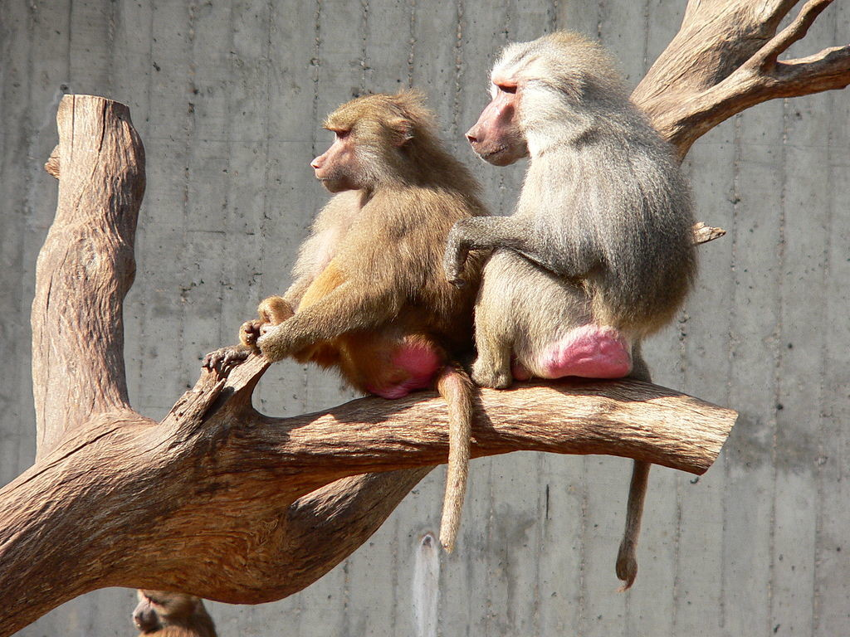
32 95 145 459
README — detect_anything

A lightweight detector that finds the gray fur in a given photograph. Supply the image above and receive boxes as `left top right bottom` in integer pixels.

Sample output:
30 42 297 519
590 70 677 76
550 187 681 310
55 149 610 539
445 31 696 383
445 31 697 589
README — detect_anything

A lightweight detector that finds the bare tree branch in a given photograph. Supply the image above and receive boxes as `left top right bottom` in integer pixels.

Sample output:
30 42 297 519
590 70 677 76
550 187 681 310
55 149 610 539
693 223 726 245
756 0 835 66
0 363 733 635
32 95 143 458
633 0 847 155
776 44 850 89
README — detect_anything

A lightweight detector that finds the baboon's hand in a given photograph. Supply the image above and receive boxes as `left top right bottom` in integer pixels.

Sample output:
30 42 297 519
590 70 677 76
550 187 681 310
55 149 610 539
239 319 263 347
443 224 472 287
202 345 251 373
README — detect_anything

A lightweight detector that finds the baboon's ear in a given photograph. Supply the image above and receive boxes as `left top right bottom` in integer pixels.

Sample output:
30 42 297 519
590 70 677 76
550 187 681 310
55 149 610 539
388 117 414 147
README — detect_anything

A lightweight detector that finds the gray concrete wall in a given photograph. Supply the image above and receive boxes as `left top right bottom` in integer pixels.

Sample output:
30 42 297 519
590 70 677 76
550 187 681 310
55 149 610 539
1 1 848 635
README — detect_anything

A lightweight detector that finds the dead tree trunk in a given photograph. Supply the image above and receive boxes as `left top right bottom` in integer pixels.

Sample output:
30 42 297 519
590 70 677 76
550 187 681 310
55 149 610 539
0 98 733 637
0 0 847 634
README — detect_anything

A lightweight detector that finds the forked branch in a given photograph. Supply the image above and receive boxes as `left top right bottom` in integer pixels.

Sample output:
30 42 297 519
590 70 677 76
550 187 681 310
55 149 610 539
633 0 850 155
758 0 835 65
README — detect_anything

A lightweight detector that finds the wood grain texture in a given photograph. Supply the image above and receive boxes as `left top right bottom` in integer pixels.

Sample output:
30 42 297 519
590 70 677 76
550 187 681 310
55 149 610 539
0 352 733 634
31 96 144 458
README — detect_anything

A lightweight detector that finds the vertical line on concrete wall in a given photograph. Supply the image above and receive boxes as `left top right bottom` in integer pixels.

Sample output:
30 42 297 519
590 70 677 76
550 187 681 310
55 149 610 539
179 1 199 378
359 0 369 94
596 0 604 40
21 0 37 361
390 519 401 633
341 560 352 637
640 0 649 76
311 0 322 159
810 101 832 636
577 467 589 629
412 533 440 637
106 0 116 97
547 0 558 32
450 0 465 141
486 460 500 637
12 0 37 476
0 4 11 475
256 0 275 352
407 0 416 88
720 112 743 632
135 0 157 411
304 0 323 415
812 12 839 631
671 470 684 629
532 453 545 635
66 0 73 82
767 94 790 635
219 2 238 343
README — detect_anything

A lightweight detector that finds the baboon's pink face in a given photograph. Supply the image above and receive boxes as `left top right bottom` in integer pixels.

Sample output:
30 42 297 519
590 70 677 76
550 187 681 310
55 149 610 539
311 129 361 192
465 76 528 166
133 591 163 633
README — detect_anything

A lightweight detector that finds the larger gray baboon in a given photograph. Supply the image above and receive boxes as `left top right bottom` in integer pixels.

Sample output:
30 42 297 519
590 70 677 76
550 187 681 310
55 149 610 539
444 31 697 589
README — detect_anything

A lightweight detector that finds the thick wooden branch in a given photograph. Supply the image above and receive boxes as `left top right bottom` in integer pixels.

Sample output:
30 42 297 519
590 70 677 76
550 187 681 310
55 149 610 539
758 0 833 64
32 96 144 458
693 222 726 245
189 357 732 478
0 355 734 634
633 0 848 155
775 45 850 90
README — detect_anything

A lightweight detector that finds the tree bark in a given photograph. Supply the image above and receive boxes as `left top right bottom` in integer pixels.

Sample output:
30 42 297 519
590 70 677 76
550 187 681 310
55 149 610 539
0 351 733 633
32 96 143 458
4 0 847 632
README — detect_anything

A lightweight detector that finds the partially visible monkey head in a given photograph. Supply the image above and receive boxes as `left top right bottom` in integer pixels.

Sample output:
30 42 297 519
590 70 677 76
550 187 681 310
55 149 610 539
467 31 631 164
133 590 217 637
312 90 461 192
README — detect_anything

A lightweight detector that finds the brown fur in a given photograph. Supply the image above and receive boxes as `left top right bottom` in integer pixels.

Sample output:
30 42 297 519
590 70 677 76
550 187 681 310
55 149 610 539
133 590 217 637
208 91 488 552
444 32 697 588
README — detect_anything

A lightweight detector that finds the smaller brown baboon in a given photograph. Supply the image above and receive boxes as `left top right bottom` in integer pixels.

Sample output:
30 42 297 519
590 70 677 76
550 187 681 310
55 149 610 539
205 91 489 552
132 590 217 637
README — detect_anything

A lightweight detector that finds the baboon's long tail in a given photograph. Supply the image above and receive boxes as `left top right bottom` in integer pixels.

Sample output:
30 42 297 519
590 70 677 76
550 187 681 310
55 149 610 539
436 363 475 553
615 459 650 590
616 343 653 590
